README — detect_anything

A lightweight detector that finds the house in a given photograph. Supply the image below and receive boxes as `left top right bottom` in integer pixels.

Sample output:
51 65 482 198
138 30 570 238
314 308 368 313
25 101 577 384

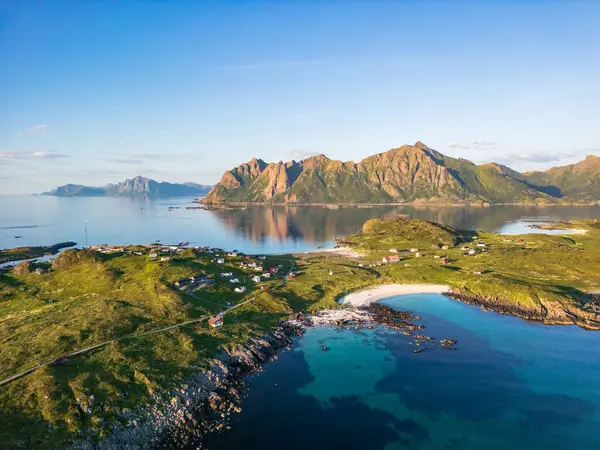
160 257 170 262
433 255 441 259
410 248 419 253
358 263 364 267
442 245 450 250
208 314 224 328
269 267 278 274
461 246 470 251
473 271 483 275
252 275 261 282
288 273 297 278
176 278 193 288
149 253 158 258
263 273 271 279
441 257 450 265
389 248 399 253
134 251 143 256
228 252 238 257
468 249 477 255
260 285 269 291
216 258 225 264
477 243 486 248
220 272 233 277
258 256 267 260
234 286 246 293
415 252 424 257
254 266 263 272
229 278 240 284
382 255 401 263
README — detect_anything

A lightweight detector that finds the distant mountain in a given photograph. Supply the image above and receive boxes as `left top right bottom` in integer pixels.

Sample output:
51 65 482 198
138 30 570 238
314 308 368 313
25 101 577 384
201 142 566 205
43 176 213 198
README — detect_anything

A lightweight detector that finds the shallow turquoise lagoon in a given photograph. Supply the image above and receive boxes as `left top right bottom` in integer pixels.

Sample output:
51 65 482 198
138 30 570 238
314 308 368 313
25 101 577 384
198 294 600 450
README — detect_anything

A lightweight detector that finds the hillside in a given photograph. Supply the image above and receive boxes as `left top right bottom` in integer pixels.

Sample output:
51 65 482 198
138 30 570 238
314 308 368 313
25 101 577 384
43 176 212 198
521 155 600 201
200 142 558 205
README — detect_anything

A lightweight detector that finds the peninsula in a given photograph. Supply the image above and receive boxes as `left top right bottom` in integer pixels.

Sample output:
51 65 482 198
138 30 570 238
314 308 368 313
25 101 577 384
1 218 600 448
201 142 600 205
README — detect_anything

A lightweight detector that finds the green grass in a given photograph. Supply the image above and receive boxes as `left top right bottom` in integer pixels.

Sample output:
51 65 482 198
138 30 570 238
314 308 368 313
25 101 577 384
1 219 600 447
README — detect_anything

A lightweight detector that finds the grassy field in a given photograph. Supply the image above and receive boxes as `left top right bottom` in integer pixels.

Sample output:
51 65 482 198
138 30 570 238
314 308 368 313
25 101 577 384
1 218 600 447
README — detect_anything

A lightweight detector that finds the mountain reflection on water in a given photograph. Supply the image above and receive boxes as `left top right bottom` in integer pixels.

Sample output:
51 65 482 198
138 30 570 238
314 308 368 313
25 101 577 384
208 204 600 244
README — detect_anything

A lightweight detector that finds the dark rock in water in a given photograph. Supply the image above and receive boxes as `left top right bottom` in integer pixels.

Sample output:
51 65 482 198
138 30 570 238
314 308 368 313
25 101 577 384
14 236 22 239
413 348 428 354
322 346 330 352
360 303 424 332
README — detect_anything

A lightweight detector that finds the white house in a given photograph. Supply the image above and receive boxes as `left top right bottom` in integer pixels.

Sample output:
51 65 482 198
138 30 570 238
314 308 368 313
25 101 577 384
217 258 225 264
410 248 419 253
476 243 487 247
149 253 158 258
468 249 477 255
234 286 246 293
252 275 261 283
229 278 240 284
263 273 271 279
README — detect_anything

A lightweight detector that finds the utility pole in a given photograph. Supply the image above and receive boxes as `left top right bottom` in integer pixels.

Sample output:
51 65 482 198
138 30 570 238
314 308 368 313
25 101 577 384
84 221 88 248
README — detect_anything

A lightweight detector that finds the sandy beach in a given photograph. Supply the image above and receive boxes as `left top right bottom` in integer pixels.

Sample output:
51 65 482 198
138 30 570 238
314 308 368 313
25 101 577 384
340 283 450 307
296 246 363 259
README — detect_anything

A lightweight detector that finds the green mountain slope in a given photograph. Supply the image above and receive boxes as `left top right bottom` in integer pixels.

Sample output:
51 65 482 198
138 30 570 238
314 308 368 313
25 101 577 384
521 156 600 201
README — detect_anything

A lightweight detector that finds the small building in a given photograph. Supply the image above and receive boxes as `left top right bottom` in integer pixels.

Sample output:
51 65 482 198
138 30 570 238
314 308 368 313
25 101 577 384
252 275 261 282
389 248 399 253
160 257 170 262
441 257 450 265
461 246 470 251
229 278 240 284
269 267 278 274
468 249 477 255
415 252 424 258
442 245 450 250
263 273 271 279
382 255 401 264
260 285 269 291
216 258 225 264
176 278 193 288
220 272 233 277
410 248 419 253
257 256 267 260
228 252 238 257
358 263 364 267
208 314 224 328
476 243 487 248
433 255 441 259
288 273 297 278
149 253 158 258
473 271 483 275
234 286 246 293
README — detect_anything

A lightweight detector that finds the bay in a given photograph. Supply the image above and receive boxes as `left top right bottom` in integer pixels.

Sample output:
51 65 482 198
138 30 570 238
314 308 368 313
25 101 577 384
1 195 600 253
198 294 600 450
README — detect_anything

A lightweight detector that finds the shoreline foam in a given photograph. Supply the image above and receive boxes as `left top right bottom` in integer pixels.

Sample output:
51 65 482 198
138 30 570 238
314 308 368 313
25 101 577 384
340 284 450 307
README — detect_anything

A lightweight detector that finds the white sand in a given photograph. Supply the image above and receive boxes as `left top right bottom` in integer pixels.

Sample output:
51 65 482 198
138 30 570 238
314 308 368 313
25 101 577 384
297 246 363 259
340 283 450 307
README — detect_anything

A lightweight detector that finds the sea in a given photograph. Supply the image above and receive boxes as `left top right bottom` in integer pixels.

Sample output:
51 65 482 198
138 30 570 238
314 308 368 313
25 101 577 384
2 195 600 449
1 195 600 253
198 294 600 450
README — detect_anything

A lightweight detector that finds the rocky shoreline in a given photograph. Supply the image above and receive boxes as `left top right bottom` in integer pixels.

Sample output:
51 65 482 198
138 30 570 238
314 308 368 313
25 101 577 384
447 291 600 330
71 324 303 450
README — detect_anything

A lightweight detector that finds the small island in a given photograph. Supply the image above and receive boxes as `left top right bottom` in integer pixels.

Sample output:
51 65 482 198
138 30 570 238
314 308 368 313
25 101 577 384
0 241 76 264
1 218 600 448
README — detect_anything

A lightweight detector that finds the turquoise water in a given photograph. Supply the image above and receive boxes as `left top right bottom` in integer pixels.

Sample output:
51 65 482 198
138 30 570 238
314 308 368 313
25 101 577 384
199 294 600 450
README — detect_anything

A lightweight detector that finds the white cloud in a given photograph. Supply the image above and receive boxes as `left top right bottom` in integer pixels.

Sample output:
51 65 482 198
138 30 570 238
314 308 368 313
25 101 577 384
448 140 496 150
0 150 71 160
16 124 50 137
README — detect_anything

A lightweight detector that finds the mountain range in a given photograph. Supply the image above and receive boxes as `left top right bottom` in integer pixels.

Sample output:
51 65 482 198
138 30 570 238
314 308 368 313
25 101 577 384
201 142 600 205
43 176 212 198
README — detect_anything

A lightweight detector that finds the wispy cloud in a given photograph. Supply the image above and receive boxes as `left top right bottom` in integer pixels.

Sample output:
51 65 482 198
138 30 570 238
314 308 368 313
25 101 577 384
448 140 497 150
16 124 50 137
104 157 144 164
0 150 71 160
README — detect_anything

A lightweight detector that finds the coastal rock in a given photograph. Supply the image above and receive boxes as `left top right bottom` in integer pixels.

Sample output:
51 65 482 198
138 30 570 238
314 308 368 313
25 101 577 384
12 261 33 275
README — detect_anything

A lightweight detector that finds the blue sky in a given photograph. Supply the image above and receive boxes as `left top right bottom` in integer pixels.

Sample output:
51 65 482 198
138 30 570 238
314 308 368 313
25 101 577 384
1 1 599 194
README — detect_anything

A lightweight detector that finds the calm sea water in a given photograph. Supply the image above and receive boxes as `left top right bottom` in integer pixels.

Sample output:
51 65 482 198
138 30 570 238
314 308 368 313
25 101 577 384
1 195 600 253
198 294 600 450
